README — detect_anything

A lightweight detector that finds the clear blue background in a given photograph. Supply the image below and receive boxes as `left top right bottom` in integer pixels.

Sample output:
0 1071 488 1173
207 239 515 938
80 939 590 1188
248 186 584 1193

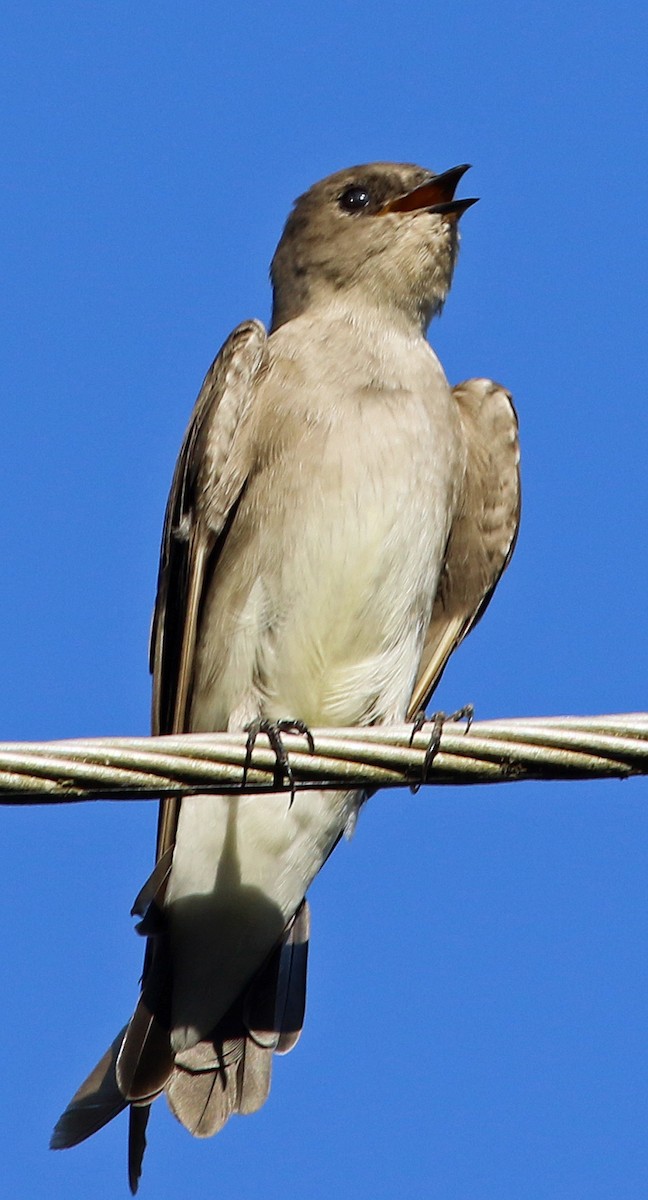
2 2 648 1197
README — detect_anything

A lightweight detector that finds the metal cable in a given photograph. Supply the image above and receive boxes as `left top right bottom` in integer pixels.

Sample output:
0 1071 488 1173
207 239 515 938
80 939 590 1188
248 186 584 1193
0 712 647 804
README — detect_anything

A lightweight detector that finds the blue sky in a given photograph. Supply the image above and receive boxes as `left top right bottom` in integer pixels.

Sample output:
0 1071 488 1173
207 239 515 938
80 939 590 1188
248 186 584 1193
2 2 648 1197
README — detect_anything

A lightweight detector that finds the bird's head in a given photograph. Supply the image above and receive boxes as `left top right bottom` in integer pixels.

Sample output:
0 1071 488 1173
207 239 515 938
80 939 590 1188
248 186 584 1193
270 162 477 332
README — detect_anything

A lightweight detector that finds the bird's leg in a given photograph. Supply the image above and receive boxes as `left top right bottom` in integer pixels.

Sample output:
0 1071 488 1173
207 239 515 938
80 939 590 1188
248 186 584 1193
242 718 315 802
409 704 474 785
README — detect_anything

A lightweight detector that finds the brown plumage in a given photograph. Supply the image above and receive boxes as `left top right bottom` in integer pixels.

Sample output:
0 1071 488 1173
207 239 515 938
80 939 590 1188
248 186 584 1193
51 161 519 1191
408 378 520 714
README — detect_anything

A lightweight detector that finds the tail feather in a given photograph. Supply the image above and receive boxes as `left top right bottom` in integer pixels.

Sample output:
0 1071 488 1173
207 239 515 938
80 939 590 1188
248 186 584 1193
166 1029 273 1136
273 897 310 1054
166 900 309 1135
236 1038 273 1115
52 900 311 1184
165 1056 238 1137
127 1104 150 1195
245 898 310 1053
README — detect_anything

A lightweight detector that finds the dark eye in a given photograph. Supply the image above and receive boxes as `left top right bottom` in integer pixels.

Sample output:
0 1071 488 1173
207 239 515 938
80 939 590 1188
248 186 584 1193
338 186 371 213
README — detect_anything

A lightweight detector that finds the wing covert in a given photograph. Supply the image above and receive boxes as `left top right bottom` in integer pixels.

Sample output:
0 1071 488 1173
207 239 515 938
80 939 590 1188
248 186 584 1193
149 319 267 859
409 378 520 717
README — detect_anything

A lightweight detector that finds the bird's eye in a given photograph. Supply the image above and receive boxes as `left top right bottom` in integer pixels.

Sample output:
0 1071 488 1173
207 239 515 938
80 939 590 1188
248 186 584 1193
338 186 371 213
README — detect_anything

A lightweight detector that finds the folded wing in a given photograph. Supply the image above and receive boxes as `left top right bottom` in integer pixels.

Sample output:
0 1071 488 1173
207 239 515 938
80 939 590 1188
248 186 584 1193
409 378 520 716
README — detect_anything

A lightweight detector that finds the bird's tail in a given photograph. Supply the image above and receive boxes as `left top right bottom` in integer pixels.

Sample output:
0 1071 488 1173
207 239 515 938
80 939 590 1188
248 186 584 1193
51 900 310 1192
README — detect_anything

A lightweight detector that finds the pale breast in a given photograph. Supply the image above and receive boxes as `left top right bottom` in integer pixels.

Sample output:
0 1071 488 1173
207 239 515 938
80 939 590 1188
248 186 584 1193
190 315 465 731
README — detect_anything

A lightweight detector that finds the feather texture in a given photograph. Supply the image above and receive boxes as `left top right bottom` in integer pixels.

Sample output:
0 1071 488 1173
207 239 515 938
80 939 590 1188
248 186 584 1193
51 163 518 1192
50 1026 129 1149
409 379 520 714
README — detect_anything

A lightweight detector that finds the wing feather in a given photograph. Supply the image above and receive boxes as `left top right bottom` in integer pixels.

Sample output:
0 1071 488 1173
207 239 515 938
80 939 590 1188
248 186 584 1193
149 319 267 858
409 378 520 716
111 321 268 1125
50 1027 130 1149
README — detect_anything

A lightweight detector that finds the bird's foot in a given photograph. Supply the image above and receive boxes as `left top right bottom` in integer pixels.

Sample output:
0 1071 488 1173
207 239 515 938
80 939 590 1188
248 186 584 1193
409 704 474 786
242 718 315 802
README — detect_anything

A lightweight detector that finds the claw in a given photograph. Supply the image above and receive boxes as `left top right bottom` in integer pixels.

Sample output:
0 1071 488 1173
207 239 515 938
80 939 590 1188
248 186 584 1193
242 718 315 802
409 704 474 789
408 709 428 744
280 719 316 755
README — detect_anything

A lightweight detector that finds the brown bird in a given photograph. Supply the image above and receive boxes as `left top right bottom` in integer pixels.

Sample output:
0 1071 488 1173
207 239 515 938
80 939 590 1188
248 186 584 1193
51 162 520 1190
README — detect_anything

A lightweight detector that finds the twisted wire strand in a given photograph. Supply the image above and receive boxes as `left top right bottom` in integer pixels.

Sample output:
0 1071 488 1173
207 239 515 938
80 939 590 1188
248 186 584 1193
0 712 647 804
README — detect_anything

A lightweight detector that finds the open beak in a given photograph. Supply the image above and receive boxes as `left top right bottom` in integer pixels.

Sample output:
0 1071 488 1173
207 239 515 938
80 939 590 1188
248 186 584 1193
380 163 478 221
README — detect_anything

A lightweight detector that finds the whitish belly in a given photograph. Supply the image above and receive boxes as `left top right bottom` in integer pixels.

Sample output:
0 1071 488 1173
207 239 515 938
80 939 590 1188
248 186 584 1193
191 394 457 731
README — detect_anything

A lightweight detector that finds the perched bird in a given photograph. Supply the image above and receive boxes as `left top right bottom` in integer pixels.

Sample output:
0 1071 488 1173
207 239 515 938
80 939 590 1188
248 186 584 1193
51 162 520 1190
